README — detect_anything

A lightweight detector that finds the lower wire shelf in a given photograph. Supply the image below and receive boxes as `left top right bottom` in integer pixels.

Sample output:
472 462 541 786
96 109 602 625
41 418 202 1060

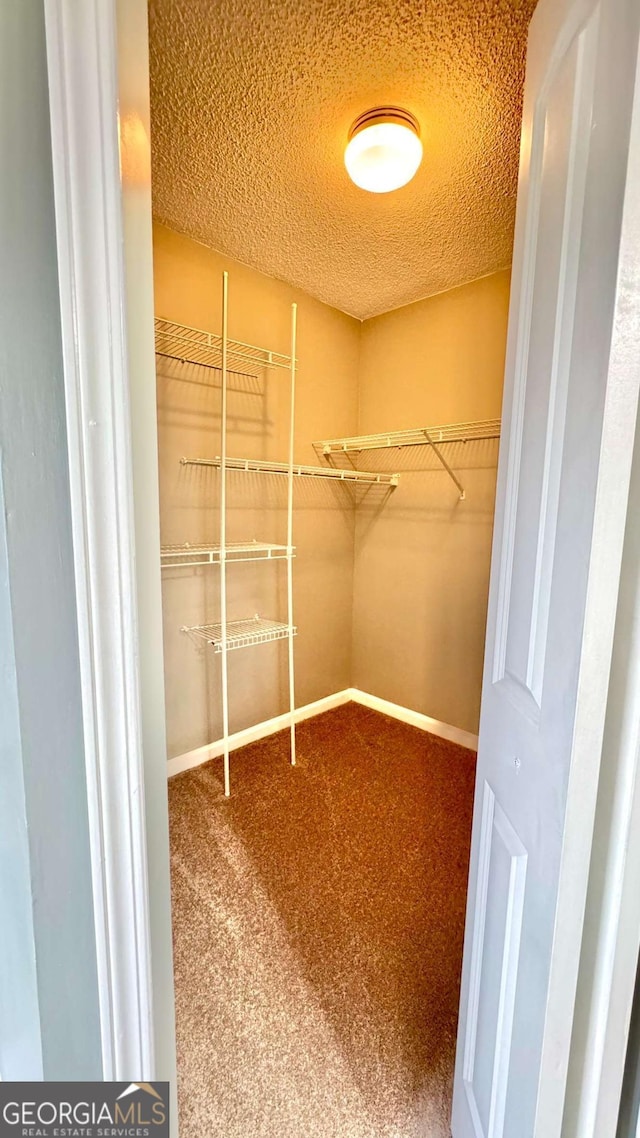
181 454 399 486
162 540 293 567
181 615 296 653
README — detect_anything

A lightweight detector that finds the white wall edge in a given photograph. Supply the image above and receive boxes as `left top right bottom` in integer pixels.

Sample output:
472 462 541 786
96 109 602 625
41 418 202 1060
167 687 478 777
167 690 352 777
44 0 154 1080
348 688 479 751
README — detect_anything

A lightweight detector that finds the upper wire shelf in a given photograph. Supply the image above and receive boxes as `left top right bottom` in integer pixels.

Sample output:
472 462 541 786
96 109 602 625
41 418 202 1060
313 418 501 456
155 317 293 377
180 454 399 486
313 418 500 501
161 541 293 567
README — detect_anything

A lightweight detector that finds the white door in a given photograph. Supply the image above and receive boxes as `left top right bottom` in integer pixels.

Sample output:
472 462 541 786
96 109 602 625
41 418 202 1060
452 1 640 1136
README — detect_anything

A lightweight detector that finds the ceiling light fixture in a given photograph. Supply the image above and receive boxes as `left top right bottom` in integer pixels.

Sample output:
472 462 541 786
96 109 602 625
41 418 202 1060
344 107 422 194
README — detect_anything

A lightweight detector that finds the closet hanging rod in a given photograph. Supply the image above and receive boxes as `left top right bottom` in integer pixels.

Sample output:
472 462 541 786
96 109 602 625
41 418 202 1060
161 541 294 568
313 418 502 456
180 454 400 486
155 317 294 375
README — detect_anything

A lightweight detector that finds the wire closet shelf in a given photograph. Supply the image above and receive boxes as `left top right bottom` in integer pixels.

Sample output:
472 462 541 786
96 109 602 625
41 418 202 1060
181 616 296 653
180 454 399 486
313 418 501 455
155 317 293 375
161 541 294 568
163 273 299 796
313 418 501 501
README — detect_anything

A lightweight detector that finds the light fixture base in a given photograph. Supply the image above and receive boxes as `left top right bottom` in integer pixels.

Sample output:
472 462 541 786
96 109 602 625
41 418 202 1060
348 106 421 142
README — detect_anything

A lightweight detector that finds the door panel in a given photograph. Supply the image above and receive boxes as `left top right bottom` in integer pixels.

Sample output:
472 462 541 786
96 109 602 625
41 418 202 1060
462 782 527 1138
494 6 598 721
452 0 640 1135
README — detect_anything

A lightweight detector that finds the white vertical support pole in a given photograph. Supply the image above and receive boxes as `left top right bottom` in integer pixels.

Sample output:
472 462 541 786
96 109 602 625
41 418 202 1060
287 304 297 765
220 272 230 796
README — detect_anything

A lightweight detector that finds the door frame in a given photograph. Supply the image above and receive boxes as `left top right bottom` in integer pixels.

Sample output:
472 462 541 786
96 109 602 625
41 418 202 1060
42 0 640 1130
43 0 175 1089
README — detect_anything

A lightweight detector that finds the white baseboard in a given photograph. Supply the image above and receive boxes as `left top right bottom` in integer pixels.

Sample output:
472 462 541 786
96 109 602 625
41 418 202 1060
166 689 352 777
347 688 479 751
167 687 477 777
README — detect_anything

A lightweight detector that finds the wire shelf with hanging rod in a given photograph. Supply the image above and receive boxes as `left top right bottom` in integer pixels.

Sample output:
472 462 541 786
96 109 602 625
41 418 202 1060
313 418 501 455
312 418 501 500
180 454 400 486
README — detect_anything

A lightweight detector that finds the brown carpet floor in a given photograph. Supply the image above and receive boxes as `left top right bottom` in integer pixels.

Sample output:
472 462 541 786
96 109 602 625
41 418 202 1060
168 702 476 1138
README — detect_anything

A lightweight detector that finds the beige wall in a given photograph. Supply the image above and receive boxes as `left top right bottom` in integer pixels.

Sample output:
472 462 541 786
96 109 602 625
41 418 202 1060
353 270 511 735
153 223 360 757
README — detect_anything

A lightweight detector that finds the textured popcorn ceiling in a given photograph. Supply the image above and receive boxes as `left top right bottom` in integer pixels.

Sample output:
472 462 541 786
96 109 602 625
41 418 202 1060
148 0 536 320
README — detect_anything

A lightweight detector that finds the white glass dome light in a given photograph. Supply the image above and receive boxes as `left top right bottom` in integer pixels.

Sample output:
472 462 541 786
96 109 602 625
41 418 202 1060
344 107 423 194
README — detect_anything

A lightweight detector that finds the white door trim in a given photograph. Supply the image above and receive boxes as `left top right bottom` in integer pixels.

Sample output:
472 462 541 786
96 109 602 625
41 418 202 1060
536 23 640 1133
44 0 154 1080
564 43 640 1133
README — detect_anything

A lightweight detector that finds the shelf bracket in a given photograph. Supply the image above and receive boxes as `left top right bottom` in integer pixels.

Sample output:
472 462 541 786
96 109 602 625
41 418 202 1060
423 429 465 501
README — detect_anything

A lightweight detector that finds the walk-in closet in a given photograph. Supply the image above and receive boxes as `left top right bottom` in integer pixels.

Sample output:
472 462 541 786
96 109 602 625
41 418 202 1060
148 2 536 1134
